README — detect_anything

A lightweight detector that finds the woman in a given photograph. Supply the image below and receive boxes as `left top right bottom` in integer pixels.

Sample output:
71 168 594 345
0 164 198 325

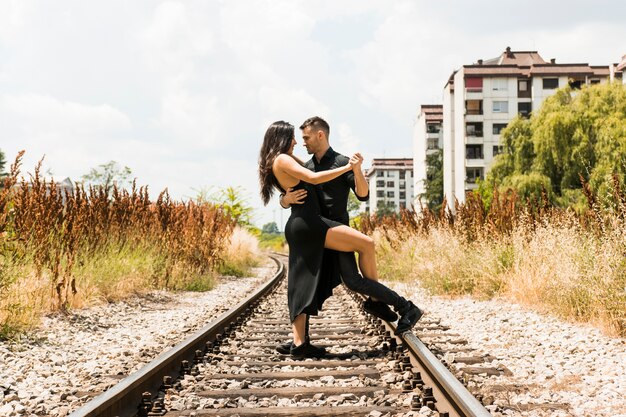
259 120 422 357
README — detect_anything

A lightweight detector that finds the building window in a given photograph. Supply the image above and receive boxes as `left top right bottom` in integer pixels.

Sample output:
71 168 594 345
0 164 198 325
493 123 507 135
492 78 508 91
518 102 532 118
376 190 384 198
466 100 483 115
466 122 483 137
465 77 483 92
492 101 509 113
427 123 441 133
387 171 394 177
399 171 405 179
466 144 483 159
377 171 384 177
517 79 531 98
568 78 583 89
387 191 395 198
386 181 394 188
377 200 385 207
543 78 559 89
518 80 528 91
466 167 484 183
590 79 601 85
400 191 406 199
399 181 406 189
493 145 504 156
376 180 384 187
427 138 439 150
400 201 406 209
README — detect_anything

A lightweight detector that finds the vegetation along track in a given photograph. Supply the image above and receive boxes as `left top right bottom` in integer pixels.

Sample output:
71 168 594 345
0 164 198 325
70 253 490 417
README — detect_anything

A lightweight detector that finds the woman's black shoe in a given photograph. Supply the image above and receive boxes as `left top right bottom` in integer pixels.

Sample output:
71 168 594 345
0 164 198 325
395 302 423 335
363 297 398 321
290 341 326 358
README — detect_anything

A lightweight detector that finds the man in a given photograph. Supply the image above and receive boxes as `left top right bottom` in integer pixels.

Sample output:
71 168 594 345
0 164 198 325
277 116 420 356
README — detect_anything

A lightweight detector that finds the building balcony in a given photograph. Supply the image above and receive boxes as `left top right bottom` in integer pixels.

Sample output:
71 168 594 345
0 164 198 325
465 159 485 167
465 136 484 145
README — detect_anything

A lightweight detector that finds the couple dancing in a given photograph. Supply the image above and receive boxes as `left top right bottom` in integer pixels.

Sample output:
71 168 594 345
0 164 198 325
259 117 423 358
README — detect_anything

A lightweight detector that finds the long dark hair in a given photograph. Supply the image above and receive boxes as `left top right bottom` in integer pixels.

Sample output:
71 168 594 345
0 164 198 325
259 121 294 205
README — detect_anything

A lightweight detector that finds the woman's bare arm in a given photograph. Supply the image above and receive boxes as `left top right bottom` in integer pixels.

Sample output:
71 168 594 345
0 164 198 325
275 154 353 185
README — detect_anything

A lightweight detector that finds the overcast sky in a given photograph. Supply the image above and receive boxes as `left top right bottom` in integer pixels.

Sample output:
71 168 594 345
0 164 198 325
1 0 625 228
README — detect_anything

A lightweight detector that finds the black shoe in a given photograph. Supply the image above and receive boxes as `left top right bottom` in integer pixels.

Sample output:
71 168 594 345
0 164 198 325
290 341 326 358
275 341 293 354
395 302 423 336
276 333 311 354
363 297 398 322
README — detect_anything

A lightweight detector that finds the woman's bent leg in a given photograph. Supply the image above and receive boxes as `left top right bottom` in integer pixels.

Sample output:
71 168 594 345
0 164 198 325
324 225 378 280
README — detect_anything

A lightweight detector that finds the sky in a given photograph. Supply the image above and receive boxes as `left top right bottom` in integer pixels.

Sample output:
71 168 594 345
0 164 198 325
1 0 625 228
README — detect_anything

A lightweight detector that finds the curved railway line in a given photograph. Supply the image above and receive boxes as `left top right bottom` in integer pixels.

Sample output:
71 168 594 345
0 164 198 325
70 254 491 417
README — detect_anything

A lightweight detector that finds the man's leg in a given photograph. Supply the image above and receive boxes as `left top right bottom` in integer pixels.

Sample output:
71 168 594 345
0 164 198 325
336 251 423 334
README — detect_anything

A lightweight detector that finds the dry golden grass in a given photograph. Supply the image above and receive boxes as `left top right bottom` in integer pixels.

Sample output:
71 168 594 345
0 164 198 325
362 183 626 337
0 152 239 338
218 226 262 277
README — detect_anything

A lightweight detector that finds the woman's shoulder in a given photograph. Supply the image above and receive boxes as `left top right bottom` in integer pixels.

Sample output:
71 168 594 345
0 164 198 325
273 153 292 166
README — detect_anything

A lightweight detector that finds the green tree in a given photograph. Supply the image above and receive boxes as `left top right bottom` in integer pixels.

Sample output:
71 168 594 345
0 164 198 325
81 161 132 191
198 186 254 227
483 82 626 207
347 192 363 218
421 149 443 212
262 221 280 234
375 200 397 218
0 149 6 178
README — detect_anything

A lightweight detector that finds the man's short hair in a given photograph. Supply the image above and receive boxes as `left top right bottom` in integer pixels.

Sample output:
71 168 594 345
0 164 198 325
300 116 330 138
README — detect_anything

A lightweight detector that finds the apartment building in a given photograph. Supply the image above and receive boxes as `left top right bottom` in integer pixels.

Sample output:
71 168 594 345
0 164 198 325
443 47 619 207
413 105 443 211
363 158 414 214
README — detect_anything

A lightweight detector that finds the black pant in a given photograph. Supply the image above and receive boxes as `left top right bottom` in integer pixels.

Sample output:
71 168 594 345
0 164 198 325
335 251 409 312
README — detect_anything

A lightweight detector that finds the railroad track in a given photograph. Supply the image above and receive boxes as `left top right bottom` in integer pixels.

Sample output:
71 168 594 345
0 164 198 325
70 254 491 417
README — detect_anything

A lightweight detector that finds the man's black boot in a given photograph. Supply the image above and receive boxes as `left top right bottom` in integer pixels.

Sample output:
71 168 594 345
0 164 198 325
363 297 398 321
395 301 423 336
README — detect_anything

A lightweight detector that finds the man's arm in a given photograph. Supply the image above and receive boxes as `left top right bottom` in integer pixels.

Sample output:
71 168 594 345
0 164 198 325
352 160 369 200
279 187 307 209
344 154 369 201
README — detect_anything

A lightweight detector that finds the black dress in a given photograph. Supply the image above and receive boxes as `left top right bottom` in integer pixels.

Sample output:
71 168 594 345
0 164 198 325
283 181 343 323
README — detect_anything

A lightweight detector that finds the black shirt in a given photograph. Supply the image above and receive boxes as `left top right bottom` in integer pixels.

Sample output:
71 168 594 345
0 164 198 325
304 147 369 225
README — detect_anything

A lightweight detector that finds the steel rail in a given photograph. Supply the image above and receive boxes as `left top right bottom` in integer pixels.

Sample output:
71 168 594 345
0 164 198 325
69 255 285 417
378 314 491 417
400 331 491 417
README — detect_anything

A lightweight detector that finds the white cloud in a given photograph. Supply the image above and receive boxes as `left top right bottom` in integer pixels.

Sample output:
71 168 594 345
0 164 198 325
0 0 31 43
156 90 222 148
334 123 360 155
0 94 131 138
139 1 215 85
